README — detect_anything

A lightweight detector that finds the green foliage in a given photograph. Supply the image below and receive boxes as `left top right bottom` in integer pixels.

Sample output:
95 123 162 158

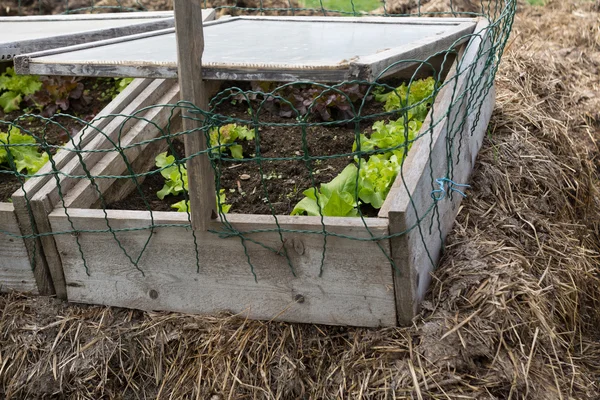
115 78 134 96
0 68 42 113
102 78 135 100
291 164 359 217
353 118 422 160
375 76 437 118
355 154 401 209
526 0 545 5
171 190 231 214
209 123 254 159
0 126 49 175
155 152 188 200
299 0 381 13
292 77 436 216
155 151 230 213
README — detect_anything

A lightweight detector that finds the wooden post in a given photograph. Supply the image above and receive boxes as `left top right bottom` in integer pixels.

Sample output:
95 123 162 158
174 0 217 231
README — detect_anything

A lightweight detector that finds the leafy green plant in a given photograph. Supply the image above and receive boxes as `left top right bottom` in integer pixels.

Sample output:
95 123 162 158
356 154 401 209
115 78 134 97
100 78 135 101
209 123 254 159
292 76 437 216
28 76 89 117
155 151 188 200
155 151 230 213
171 189 231 213
353 118 422 160
375 76 437 118
291 164 359 217
299 0 381 13
0 126 49 175
0 68 42 113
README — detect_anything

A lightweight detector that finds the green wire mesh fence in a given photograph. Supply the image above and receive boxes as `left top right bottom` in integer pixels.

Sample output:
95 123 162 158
0 0 515 303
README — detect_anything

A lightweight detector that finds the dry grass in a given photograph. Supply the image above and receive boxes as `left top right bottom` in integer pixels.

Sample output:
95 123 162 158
1 1 600 399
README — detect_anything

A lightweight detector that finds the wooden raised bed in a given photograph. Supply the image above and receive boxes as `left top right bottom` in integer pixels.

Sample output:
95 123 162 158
46 18 494 327
1 9 216 297
1 79 157 295
2 77 181 298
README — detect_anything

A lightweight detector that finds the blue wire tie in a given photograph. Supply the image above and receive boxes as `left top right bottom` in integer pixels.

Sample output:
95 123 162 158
431 178 470 201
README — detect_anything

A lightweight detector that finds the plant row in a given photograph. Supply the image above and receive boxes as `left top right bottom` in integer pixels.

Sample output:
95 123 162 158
156 77 437 216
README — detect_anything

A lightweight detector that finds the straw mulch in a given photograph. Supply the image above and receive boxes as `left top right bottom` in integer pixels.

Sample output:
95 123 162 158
1 1 599 399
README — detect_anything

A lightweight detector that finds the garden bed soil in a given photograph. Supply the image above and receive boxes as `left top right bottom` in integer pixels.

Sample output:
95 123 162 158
0 77 119 202
107 94 388 216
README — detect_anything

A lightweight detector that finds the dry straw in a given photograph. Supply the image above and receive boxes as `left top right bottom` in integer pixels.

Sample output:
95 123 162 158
1 0 599 398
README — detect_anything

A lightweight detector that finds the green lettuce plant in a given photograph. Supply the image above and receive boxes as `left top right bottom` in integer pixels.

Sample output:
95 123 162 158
292 76 437 216
0 68 42 113
209 123 254 159
291 164 359 217
0 127 49 175
155 151 230 213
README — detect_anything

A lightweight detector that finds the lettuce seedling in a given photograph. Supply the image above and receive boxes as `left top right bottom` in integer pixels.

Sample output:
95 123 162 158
291 164 359 217
375 76 437 119
353 118 422 161
209 123 254 159
155 152 188 200
28 76 89 117
357 154 401 209
155 152 231 213
0 127 49 175
171 189 231 214
0 68 42 113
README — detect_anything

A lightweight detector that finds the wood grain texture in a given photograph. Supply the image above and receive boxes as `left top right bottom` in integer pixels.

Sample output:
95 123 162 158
62 81 181 209
174 0 216 230
384 18 493 325
10 78 152 298
49 209 395 327
12 79 175 299
0 203 39 294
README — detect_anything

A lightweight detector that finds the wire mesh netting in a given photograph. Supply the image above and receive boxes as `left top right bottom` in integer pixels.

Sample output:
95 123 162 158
0 0 515 298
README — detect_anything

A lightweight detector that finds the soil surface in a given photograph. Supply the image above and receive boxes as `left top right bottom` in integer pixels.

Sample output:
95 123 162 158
0 77 117 202
107 86 386 216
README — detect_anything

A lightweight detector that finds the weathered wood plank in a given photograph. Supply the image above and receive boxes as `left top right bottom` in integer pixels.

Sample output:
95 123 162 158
62 81 181 209
11 78 169 299
94 114 183 207
174 0 217 230
49 209 395 327
0 203 38 293
10 78 152 298
384 18 493 325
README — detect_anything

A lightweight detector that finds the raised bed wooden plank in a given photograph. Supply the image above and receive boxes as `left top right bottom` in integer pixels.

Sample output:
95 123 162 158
10 77 154 298
49 210 396 327
0 11 176 60
14 16 476 81
0 203 38 293
14 79 179 300
8 6 217 298
62 84 182 209
382 18 494 324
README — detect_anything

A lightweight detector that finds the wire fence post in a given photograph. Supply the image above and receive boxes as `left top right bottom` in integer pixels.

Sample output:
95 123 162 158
174 0 217 231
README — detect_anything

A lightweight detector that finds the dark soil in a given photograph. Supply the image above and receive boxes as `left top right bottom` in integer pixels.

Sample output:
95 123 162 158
0 77 117 202
107 88 387 216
